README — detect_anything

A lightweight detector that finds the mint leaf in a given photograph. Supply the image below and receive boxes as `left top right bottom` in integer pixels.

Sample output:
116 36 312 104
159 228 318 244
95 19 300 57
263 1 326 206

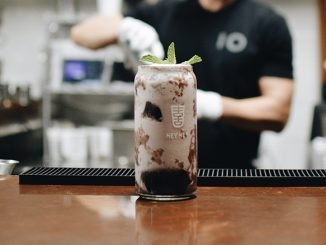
139 42 203 65
182 55 202 65
140 54 166 64
166 42 176 64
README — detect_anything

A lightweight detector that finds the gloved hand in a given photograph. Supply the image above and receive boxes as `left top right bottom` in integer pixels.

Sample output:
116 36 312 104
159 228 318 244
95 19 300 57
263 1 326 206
197 89 223 120
118 17 164 59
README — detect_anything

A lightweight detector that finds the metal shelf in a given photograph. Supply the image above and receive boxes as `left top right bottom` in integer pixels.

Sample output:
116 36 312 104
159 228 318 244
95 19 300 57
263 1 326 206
0 118 42 138
49 82 134 96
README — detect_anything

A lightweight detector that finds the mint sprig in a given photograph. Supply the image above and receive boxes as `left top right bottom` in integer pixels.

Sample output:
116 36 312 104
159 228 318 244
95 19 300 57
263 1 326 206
182 55 202 65
139 42 202 65
139 54 166 64
166 42 176 64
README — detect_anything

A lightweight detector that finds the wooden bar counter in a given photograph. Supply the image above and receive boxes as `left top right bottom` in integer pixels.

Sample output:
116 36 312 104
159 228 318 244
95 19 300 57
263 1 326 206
1 176 326 244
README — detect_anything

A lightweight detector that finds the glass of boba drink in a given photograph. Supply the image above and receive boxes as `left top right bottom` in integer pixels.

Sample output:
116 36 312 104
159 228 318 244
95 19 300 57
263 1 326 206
134 64 197 201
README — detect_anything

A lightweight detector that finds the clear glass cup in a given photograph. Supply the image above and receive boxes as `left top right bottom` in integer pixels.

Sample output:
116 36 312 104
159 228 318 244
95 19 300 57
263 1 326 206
134 64 197 201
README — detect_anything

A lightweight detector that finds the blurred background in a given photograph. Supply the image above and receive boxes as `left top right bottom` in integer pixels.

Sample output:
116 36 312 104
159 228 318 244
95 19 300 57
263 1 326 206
0 0 325 173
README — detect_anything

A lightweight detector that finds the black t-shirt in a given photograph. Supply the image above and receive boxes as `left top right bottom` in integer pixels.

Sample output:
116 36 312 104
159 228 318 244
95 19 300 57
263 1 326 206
127 0 293 168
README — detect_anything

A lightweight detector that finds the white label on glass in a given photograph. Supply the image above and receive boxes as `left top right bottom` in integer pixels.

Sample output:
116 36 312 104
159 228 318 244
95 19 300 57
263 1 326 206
171 105 185 129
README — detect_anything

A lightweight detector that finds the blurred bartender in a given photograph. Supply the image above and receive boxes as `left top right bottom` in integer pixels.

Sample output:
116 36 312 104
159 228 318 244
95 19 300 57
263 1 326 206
71 0 293 169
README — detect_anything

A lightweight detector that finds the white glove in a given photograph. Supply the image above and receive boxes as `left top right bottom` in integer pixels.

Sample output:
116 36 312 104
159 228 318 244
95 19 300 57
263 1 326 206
118 17 164 59
197 89 223 120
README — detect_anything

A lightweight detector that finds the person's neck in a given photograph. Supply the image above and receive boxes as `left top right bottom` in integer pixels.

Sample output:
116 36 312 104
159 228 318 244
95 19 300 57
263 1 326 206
198 0 235 13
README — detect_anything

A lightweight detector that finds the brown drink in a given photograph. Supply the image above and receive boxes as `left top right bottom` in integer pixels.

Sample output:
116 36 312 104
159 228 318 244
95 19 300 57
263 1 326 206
134 64 197 201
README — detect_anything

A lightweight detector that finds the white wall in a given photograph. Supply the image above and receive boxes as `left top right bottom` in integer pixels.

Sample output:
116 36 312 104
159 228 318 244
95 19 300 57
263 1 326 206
0 0 54 98
0 0 97 98
258 0 321 169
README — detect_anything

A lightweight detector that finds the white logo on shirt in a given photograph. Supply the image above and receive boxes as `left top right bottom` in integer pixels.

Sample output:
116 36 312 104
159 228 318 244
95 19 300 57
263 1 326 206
216 32 248 53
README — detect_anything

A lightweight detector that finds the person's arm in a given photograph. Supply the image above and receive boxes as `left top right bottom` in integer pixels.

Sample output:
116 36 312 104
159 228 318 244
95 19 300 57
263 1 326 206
70 15 123 50
221 76 293 132
216 12 294 132
71 14 164 64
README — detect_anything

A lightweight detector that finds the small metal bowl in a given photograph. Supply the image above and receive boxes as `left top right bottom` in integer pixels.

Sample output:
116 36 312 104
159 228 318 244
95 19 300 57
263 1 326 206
0 159 19 175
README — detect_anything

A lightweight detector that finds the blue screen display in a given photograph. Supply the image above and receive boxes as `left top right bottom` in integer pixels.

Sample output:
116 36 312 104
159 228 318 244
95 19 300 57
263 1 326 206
63 60 104 84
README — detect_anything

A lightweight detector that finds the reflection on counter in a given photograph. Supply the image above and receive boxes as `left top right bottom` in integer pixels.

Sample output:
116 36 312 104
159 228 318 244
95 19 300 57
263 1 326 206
136 198 199 245
75 195 137 219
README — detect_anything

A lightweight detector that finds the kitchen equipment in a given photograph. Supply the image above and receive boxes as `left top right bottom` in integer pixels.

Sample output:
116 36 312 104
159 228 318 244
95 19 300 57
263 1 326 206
0 159 19 175
100 120 134 168
49 40 112 91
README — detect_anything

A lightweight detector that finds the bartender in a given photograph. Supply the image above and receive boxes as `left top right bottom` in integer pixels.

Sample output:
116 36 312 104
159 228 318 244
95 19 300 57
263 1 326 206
71 0 293 169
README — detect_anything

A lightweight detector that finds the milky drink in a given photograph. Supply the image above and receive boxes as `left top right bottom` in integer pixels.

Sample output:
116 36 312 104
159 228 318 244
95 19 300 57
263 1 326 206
134 64 197 201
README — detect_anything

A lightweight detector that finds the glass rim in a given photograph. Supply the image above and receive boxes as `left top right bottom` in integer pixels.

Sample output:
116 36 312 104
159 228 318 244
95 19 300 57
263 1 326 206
138 63 193 68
